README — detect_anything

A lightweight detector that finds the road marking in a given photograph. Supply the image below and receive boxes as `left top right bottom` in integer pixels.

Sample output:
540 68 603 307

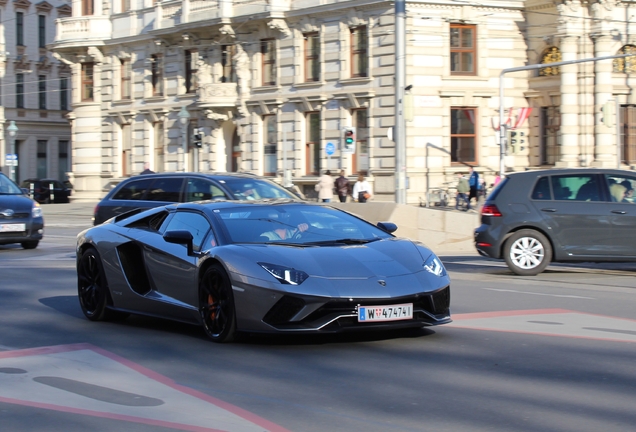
482 288 595 299
450 309 636 343
0 343 289 432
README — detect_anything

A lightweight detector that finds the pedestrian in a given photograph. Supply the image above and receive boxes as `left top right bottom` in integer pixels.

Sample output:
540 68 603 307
334 170 350 203
352 174 372 203
315 170 335 203
455 172 470 211
468 166 479 209
140 162 155 175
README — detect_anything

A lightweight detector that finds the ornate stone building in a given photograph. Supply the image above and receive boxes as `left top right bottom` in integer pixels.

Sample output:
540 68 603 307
0 0 72 184
50 0 636 203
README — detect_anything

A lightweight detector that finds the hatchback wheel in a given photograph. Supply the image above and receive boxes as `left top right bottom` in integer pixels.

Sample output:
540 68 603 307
503 229 552 276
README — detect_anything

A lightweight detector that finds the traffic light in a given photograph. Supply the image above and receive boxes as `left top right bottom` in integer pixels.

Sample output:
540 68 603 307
343 127 356 153
601 101 615 127
192 128 203 148
506 130 526 153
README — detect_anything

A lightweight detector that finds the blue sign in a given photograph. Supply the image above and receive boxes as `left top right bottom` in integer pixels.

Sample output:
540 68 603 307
325 142 335 156
5 154 17 167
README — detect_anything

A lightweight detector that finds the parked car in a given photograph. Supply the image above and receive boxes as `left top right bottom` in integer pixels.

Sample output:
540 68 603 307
475 168 636 276
20 178 72 204
77 199 451 342
0 173 44 249
93 172 302 225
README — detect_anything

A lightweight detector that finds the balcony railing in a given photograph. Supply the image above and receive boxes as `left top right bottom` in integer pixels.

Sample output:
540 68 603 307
55 16 112 43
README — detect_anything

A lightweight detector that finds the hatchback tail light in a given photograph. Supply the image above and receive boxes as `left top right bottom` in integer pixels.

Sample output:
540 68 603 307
481 204 502 217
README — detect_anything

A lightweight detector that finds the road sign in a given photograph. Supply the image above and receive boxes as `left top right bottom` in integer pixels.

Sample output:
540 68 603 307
325 142 335 156
5 154 17 167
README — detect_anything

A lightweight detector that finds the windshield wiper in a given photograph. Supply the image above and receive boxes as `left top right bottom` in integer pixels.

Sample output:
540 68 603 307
305 238 381 246
262 241 310 247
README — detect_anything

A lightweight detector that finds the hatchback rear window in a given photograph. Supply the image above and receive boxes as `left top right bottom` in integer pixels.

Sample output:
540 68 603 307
531 176 551 200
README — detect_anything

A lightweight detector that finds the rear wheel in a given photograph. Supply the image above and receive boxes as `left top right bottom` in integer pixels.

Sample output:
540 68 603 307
77 247 119 321
21 241 39 249
199 264 237 343
503 229 552 276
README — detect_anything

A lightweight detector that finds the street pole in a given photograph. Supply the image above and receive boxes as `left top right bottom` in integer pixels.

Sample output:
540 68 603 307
7 121 18 182
395 0 406 204
178 106 190 172
498 53 633 178
616 98 621 169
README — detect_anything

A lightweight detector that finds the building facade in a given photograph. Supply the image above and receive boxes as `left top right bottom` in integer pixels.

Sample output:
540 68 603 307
0 0 72 184
50 0 636 203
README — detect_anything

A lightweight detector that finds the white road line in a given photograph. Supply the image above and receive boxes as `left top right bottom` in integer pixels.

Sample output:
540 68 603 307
482 288 595 299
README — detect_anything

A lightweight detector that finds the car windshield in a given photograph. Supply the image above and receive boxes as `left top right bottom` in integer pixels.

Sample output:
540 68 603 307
219 178 297 200
215 204 393 245
0 174 23 195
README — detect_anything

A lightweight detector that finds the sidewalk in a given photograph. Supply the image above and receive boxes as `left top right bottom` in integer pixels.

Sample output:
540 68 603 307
41 202 97 228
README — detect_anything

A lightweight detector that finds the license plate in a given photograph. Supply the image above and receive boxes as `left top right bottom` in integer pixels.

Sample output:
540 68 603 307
0 223 25 232
358 303 413 322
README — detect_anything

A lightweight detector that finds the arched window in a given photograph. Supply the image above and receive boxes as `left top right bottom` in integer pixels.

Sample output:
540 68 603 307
613 45 636 74
539 47 562 76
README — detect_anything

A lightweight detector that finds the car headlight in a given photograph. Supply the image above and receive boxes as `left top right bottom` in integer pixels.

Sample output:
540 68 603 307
259 263 309 285
32 203 43 218
423 254 447 277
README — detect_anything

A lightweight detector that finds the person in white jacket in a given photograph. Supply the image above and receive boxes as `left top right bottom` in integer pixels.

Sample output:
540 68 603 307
315 170 335 202
352 175 372 203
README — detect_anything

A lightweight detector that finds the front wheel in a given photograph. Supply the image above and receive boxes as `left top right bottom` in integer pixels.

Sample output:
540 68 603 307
77 247 116 321
21 241 39 249
503 229 552 276
199 264 237 343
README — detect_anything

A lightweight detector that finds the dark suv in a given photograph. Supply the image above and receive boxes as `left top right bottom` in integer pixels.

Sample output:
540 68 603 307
475 168 636 275
93 172 300 225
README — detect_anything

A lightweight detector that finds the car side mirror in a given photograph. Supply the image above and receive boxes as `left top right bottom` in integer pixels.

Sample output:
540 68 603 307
163 230 195 255
21 188 29 195
377 222 398 233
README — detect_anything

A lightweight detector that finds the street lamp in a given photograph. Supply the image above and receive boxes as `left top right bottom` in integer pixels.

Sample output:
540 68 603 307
7 121 18 182
177 106 190 172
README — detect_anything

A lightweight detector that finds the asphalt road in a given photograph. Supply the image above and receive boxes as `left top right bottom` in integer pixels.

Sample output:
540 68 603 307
0 204 634 432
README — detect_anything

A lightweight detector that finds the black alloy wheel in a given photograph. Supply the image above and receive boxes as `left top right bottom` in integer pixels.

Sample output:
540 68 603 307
199 264 237 343
77 247 116 321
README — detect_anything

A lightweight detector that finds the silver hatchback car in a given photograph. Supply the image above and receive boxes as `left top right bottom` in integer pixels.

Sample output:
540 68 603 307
0 173 44 249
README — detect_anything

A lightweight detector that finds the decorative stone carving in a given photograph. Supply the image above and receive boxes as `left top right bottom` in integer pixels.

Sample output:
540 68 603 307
297 17 318 33
13 0 32 10
35 1 52 13
267 19 291 37
219 24 236 38
52 51 76 65
346 9 365 28
56 4 71 17
87 46 104 64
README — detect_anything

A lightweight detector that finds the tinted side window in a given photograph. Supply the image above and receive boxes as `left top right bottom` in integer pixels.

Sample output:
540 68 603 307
164 211 210 252
531 176 551 200
145 178 184 202
185 178 229 202
112 178 154 200
604 174 636 203
551 174 600 201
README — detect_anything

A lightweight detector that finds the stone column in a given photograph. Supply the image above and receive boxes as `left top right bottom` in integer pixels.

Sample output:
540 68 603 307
590 6 617 167
556 35 581 167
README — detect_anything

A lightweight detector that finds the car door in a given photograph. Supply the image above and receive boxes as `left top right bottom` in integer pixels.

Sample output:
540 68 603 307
533 173 614 257
143 210 212 313
603 173 636 257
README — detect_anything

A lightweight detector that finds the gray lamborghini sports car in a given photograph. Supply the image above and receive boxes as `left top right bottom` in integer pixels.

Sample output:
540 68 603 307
76 200 451 342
